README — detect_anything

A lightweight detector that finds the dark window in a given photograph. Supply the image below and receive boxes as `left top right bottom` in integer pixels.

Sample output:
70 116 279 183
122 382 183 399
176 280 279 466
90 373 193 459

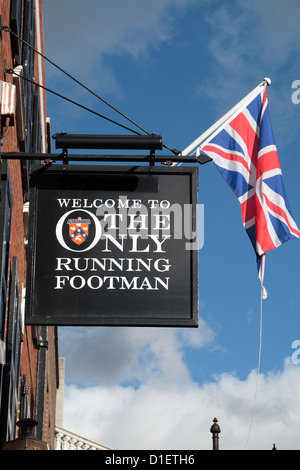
0 163 12 344
0 163 14 446
10 0 40 154
10 0 24 65
31 86 41 153
0 258 23 445
11 0 41 195
22 0 36 152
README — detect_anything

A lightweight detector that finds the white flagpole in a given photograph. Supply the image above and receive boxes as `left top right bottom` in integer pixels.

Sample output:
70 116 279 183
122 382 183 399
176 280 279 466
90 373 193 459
181 77 271 157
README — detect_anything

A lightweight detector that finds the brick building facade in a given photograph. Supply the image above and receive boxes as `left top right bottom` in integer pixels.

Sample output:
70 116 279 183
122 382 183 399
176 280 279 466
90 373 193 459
0 0 58 449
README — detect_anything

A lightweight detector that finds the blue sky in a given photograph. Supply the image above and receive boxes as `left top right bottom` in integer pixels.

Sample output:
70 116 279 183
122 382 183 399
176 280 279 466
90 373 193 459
43 0 300 449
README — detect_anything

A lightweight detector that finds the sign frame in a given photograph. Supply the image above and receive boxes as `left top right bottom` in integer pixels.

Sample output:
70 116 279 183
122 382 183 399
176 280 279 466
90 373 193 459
25 164 199 327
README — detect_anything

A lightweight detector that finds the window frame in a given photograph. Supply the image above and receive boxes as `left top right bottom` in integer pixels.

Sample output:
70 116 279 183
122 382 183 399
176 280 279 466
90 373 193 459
10 0 24 65
1 257 24 443
0 162 12 353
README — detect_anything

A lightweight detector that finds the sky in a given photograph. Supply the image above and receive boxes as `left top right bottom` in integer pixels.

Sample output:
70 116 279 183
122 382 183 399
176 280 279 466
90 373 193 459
42 0 300 450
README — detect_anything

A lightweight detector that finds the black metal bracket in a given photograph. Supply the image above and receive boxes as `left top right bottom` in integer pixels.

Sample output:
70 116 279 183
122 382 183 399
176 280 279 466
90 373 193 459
149 149 155 166
0 132 213 165
62 148 68 165
3 60 8 82
54 133 164 151
0 151 212 165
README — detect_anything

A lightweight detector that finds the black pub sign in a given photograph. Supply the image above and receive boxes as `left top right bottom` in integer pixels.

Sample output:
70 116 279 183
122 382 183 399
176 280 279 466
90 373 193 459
25 165 199 327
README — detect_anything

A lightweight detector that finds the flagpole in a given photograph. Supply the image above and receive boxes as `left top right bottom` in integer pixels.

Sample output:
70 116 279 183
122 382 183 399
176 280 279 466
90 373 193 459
181 78 271 156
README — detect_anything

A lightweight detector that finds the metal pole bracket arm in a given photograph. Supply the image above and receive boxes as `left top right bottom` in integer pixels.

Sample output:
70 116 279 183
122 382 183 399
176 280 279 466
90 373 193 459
0 151 212 165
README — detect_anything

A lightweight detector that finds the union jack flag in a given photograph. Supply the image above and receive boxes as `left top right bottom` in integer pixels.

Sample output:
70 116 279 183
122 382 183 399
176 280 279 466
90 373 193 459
198 86 300 282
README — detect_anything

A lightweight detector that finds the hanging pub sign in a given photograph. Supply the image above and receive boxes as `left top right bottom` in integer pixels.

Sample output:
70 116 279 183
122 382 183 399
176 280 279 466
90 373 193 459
25 164 200 327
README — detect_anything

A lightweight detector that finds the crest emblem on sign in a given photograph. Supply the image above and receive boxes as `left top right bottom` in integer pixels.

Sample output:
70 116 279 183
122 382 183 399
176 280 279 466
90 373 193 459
67 217 91 246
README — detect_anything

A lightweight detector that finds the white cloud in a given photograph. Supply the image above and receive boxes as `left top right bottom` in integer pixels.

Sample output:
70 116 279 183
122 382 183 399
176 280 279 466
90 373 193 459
58 320 216 387
194 0 300 150
43 0 200 133
43 0 197 94
197 0 300 104
62 358 300 450
59 320 300 450
202 0 300 77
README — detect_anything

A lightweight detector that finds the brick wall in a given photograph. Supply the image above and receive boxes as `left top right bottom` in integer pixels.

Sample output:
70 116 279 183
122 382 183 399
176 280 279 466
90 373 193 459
0 0 58 449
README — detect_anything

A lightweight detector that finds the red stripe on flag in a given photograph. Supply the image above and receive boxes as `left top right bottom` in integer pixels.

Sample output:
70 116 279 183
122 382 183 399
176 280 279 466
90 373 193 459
229 113 259 167
240 194 256 225
262 88 268 108
257 150 281 179
255 195 277 253
202 144 251 173
263 192 300 237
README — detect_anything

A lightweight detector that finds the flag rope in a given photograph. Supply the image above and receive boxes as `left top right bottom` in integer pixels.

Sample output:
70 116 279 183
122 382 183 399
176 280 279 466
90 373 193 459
245 281 265 449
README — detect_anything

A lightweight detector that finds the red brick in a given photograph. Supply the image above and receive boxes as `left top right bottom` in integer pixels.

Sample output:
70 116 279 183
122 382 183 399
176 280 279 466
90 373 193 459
0 0 58 449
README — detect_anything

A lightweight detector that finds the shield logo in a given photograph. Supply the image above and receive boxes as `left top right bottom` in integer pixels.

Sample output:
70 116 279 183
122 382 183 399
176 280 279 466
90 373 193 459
67 217 91 246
